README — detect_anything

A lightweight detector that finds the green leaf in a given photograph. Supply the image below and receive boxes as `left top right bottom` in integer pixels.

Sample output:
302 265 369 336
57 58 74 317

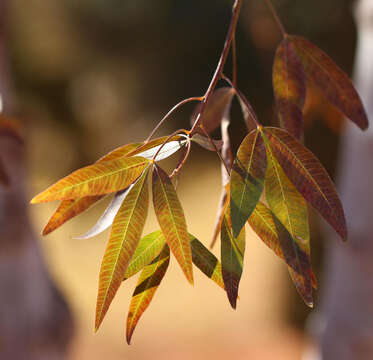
124 231 166 280
273 38 306 139
31 156 149 203
248 202 316 293
264 137 313 306
189 234 225 290
290 35 368 130
95 167 150 331
152 164 193 284
230 129 266 237
264 127 347 241
221 207 245 309
126 245 170 344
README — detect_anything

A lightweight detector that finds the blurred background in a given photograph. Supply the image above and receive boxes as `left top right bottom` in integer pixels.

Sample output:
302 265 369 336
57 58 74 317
0 0 363 359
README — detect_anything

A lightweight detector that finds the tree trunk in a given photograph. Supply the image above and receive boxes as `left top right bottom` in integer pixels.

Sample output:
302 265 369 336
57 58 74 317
305 0 373 359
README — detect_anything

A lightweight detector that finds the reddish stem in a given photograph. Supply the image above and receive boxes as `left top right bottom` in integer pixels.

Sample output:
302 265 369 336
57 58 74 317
265 0 287 38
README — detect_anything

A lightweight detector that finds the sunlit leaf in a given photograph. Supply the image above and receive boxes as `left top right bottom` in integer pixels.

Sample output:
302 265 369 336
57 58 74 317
152 164 193 284
124 231 166 280
95 168 150 331
290 35 368 130
98 143 143 162
230 129 266 237
42 196 103 235
221 207 245 309
191 87 235 135
210 185 229 248
264 127 347 240
190 234 225 290
31 156 149 203
248 201 316 294
264 139 313 306
126 245 170 344
74 187 133 240
273 38 306 139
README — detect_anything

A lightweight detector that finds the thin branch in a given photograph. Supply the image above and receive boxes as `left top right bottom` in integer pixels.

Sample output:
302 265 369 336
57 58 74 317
265 0 287 38
170 140 191 179
232 33 237 87
151 128 188 162
190 0 243 135
145 97 202 143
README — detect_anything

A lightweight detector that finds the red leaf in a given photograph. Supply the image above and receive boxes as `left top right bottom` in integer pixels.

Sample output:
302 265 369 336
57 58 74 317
290 35 368 130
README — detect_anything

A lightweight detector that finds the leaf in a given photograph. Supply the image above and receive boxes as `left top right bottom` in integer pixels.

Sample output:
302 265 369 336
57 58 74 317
191 133 223 152
264 138 313 306
189 234 225 290
42 196 104 235
210 185 229 248
290 35 368 130
74 187 133 240
98 142 143 162
123 231 166 280
0 157 9 186
191 87 235 135
264 127 347 240
152 164 193 285
221 207 245 309
31 156 149 203
126 245 170 344
95 168 150 331
273 38 306 140
230 129 266 237
248 202 316 292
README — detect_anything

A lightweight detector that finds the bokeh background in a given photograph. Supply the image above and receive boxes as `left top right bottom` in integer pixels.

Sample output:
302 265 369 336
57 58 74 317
2 0 359 358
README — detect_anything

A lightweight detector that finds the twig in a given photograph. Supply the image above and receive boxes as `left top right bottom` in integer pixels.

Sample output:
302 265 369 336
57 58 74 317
264 0 287 38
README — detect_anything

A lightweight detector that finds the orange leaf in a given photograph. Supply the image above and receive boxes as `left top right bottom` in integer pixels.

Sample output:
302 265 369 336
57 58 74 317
95 168 150 330
31 156 149 203
264 127 347 240
290 35 368 130
126 245 170 344
273 38 306 139
152 164 193 285
42 196 103 235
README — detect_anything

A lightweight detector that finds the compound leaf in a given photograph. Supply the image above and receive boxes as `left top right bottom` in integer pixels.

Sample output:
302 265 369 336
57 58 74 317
264 127 347 241
290 35 368 130
230 129 266 237
126 245 170 344
152 164 193 285
95 168 150 331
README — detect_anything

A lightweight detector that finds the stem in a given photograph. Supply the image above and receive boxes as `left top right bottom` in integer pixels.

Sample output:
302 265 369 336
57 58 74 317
151 129 188 162
190 0 243 135
170 140 191 179
145 97 202 143
232 33 237 87
264 0 287 38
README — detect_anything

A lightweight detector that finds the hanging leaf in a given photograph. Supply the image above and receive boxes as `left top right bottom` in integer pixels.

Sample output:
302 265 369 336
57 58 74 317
248 202 316 292
31 156 149 203
190 234 225 290
290 35 368 130
190 87 235 135
210 185 229 248
264 140 313 306
152 164 193 284
74 187 134 240
221 208 245 309
123 231 166 280
126 245 170 344
273 38 306 140
95 168 150 331
42 196 104 235
264 127 347 240
191 134 223 152
230 129 267 237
